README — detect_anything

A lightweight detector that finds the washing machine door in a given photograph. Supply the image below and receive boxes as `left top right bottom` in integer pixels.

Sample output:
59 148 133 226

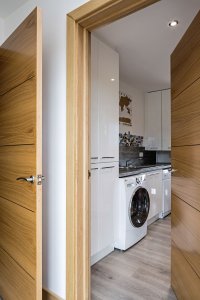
129 187 150 228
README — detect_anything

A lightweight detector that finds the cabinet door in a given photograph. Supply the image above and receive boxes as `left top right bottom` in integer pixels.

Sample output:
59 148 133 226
91 166 100 257
99 163 118 251
147 172 162 220
91 36 99 163
144 91 162 150
162 89 171 150
98 40 119 162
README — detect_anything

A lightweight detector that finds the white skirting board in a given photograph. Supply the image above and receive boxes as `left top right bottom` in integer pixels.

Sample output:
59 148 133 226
91 245 114 266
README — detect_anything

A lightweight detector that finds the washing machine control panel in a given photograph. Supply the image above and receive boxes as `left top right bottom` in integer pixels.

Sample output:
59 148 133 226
136 175 145 185
125 174 146 188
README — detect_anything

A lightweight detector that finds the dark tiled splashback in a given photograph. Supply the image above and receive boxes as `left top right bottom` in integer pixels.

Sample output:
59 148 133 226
119 132 143 147
119 145 156 167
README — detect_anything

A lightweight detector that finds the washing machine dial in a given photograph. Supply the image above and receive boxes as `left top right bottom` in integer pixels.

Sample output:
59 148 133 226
136 177 141 184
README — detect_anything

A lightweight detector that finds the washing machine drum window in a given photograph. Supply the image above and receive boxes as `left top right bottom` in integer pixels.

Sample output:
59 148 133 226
129 187 150 228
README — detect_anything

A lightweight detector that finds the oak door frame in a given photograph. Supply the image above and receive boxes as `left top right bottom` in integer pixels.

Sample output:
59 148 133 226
66 1 160 299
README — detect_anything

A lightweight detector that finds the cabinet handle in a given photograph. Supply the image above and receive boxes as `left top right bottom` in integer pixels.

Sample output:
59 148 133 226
91 168 98 170
101 166 115 169
91 157 98 159
102 157 115 159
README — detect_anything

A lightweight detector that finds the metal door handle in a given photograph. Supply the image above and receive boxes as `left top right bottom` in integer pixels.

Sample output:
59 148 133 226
170 169 177 176
16 175 35 184
101 166 115 169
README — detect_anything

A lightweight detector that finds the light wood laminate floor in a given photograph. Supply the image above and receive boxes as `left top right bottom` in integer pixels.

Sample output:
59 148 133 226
91 216 176 300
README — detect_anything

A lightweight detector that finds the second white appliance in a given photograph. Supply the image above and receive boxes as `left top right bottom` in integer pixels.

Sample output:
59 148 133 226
115 174 150 250
160 168 171 218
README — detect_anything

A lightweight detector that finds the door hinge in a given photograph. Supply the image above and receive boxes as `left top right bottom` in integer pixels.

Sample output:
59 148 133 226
37 175 45 185
88 170 91 179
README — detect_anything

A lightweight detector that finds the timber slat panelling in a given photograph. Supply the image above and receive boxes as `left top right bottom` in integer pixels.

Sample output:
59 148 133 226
0 78 36 146
171 10 200 99
0 196 36 278
0 145 36 211
171 145 200 212
171 242 200 300
0 10 37 96
0 248 35 300
172 195 200 278
171 9 200 299
172 77 200 147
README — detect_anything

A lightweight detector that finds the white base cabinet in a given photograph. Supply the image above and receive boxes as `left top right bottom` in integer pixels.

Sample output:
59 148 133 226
146 171 162 224
91 162 118 265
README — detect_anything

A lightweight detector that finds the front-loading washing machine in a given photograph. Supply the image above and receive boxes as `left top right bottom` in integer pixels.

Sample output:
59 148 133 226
114 174 150 250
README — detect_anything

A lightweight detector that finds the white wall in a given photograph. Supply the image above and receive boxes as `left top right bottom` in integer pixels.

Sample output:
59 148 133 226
2 0 89 299
119 80 145 137
0 17 4 44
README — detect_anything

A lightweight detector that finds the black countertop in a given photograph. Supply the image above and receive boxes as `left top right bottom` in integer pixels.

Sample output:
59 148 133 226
119 163 171 178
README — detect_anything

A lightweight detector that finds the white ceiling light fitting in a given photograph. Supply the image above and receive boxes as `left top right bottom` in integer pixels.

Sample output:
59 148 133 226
168 20 179 27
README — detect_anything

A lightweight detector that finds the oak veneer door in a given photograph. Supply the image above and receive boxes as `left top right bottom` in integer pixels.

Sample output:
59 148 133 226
171 9 200 300
0 8 42 300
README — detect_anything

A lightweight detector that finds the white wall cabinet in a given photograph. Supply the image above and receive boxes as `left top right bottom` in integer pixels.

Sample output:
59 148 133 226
162 89 171 150
146 171 162 223
91 162 118 265
91 35 119 163
144 91 162 150
144 89 171 151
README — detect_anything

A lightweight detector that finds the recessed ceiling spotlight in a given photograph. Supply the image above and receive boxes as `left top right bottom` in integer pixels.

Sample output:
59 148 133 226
110 78 115 82
169 20 179 27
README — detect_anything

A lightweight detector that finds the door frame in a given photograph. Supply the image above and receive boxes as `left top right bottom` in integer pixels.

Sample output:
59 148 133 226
66 1 160 299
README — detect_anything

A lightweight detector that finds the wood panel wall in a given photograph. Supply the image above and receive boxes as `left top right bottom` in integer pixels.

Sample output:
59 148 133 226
171 9 200 300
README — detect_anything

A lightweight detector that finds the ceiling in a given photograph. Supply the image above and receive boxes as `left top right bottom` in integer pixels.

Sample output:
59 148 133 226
0 0 29 18
94 0 200 92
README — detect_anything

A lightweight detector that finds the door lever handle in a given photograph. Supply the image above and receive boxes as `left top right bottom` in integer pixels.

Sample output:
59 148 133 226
16 175 35 184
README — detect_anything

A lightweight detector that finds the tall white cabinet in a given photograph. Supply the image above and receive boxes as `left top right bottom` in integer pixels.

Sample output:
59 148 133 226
91 35 119 265
144 89 171 151
91 35 119 164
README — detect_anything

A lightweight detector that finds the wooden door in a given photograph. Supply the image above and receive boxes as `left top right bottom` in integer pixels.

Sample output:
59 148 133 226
0 8 42 300
171 9 200 299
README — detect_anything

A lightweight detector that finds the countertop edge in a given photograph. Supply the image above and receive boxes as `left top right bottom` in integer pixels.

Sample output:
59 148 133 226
119 164 171 178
